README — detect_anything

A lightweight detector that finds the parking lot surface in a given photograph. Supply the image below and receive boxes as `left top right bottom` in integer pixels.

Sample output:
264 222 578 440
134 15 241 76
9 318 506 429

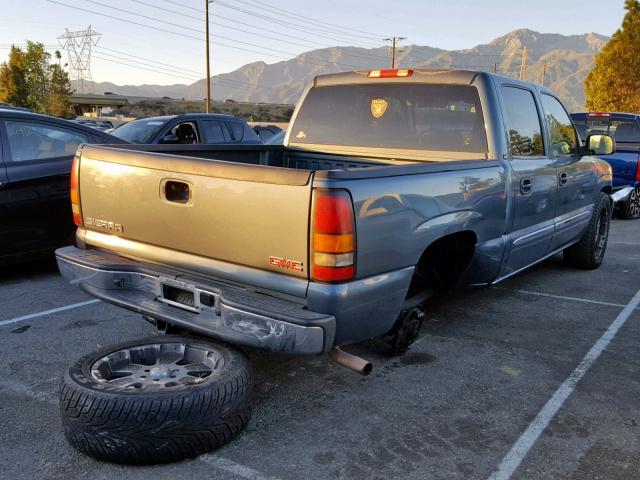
1 219 639 480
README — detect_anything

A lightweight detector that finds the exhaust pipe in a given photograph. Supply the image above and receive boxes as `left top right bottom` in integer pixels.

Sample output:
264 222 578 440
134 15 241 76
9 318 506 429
329 347 372 376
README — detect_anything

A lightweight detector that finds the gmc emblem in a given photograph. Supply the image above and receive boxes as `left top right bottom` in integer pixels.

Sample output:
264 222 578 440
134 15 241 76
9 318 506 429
269 256 303 272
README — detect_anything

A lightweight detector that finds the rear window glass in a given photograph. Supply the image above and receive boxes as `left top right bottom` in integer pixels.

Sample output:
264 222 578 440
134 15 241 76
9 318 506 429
290 84 487 153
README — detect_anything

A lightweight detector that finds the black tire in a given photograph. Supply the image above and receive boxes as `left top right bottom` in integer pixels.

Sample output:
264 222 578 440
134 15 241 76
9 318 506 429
563 192 612 269
60 335 252 465
617 186 640 219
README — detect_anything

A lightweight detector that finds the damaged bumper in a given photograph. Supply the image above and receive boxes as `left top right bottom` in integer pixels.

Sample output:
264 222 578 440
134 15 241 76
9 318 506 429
610 186 634 204
55 246 335 355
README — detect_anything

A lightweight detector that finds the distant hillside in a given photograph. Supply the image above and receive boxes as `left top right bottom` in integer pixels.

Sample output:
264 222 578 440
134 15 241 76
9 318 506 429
81 29 610 111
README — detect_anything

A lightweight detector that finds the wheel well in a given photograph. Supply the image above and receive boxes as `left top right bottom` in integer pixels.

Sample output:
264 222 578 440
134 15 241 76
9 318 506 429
601 186 612 195
408 231 477 295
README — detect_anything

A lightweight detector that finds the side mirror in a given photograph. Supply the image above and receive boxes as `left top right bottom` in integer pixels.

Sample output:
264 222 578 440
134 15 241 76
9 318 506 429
586 134 615 155
160 133 179 144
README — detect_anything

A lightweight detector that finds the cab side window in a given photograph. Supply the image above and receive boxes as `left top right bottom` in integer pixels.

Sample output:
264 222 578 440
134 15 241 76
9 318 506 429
501 86 544 157
540 94 578 157
5 121 88 162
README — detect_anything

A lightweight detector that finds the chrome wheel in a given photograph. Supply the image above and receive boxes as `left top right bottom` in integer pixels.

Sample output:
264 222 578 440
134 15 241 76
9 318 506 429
90 342 225 390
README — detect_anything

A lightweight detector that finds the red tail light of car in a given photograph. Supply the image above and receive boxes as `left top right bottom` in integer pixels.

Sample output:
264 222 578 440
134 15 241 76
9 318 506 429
70 154 83 226
311 189 356 283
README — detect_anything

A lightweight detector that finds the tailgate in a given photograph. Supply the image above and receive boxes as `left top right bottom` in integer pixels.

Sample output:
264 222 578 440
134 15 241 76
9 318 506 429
77 145 312 279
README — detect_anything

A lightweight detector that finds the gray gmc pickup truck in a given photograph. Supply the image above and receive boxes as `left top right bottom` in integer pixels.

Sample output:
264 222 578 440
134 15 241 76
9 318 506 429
55 69 617 464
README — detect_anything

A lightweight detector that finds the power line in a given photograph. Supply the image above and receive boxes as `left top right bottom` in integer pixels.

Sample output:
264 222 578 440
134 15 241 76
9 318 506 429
212 0 381 49
130 0 389 63
232 0 384 40
47 0 373 70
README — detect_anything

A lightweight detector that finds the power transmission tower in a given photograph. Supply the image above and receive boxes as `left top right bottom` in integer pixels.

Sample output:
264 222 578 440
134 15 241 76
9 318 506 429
519 46 528 80
57 26 101 93
540 60 547 86
384 37 406 69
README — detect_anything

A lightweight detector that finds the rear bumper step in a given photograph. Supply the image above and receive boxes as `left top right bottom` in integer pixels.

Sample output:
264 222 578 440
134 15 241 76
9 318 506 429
55 246 335 354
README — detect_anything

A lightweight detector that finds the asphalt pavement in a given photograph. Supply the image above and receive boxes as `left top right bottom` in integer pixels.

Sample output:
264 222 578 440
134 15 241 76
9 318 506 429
1 219 639 480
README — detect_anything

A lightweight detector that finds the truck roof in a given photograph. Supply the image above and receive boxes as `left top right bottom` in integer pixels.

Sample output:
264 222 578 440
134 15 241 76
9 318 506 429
313 68 544 90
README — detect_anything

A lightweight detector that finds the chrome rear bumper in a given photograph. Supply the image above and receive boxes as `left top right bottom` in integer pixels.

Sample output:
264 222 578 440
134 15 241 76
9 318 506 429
55 246 335 354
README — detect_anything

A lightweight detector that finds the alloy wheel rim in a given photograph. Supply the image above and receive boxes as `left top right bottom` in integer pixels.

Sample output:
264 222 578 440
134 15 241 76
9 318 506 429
90 342 225 390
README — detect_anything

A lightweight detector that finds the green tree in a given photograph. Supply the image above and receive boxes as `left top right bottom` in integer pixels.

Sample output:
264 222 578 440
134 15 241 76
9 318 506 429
584 0 640 112
0 42 73 117
0 45 29 107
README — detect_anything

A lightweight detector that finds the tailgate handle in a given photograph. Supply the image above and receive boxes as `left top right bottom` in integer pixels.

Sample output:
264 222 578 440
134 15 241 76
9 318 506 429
164 180 191 204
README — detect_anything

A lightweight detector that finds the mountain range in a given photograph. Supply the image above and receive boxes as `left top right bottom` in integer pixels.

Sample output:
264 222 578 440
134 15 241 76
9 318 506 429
82 29 610 111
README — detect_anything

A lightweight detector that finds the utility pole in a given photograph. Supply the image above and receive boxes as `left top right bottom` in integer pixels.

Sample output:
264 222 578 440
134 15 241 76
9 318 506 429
519 46 528 81
205 0 212 113
540 60 547 86
57 26 100 93
384 37 406 69
493 63 497 73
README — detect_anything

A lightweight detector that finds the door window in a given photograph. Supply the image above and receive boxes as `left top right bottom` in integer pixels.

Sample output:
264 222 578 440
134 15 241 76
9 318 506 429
502 87 544 157
540 94 578 157
201 120 227 143
5 121 88 162
170 121 200 144
226 122 244 141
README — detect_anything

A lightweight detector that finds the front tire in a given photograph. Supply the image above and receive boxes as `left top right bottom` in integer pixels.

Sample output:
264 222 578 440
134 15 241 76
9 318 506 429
60 335 252 465
618 186 640 219
563 192 612 269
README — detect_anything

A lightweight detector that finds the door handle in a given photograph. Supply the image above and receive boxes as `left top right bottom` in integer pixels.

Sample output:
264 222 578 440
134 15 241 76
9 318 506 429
558 172 568 186
163 180 191 204
520 178 532 195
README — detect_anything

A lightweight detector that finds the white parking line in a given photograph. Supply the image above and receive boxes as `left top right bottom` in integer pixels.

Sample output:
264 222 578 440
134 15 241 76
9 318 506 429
499 288 628 308
0 299 101 327
199 455 282 480
487 287 640 480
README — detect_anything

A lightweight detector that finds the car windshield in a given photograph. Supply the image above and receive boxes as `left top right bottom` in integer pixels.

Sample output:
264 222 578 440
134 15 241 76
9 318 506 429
290 83 487 154
111 118 169 143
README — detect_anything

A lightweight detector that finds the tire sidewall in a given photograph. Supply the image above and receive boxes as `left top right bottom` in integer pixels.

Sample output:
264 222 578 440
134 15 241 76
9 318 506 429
592 193 612 266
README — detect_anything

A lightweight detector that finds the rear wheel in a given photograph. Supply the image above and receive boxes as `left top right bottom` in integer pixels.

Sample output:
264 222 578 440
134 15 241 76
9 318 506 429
618 186 640 219
563 192 611 269
60 335 252 465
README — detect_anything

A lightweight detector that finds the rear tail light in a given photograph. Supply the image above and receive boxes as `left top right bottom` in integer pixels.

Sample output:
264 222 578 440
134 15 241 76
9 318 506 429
636 153 640 182
368 69 413 78
70 154 83 226
311 189 356 283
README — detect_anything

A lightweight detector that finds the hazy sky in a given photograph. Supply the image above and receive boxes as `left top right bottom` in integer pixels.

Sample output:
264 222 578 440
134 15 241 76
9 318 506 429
0 0 627 86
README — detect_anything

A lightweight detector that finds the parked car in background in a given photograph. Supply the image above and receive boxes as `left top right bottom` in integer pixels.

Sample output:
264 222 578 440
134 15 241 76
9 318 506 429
252 124 283 142
0 109 127 265
571 112 640 218
74 119 114 132
110 113 262 145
